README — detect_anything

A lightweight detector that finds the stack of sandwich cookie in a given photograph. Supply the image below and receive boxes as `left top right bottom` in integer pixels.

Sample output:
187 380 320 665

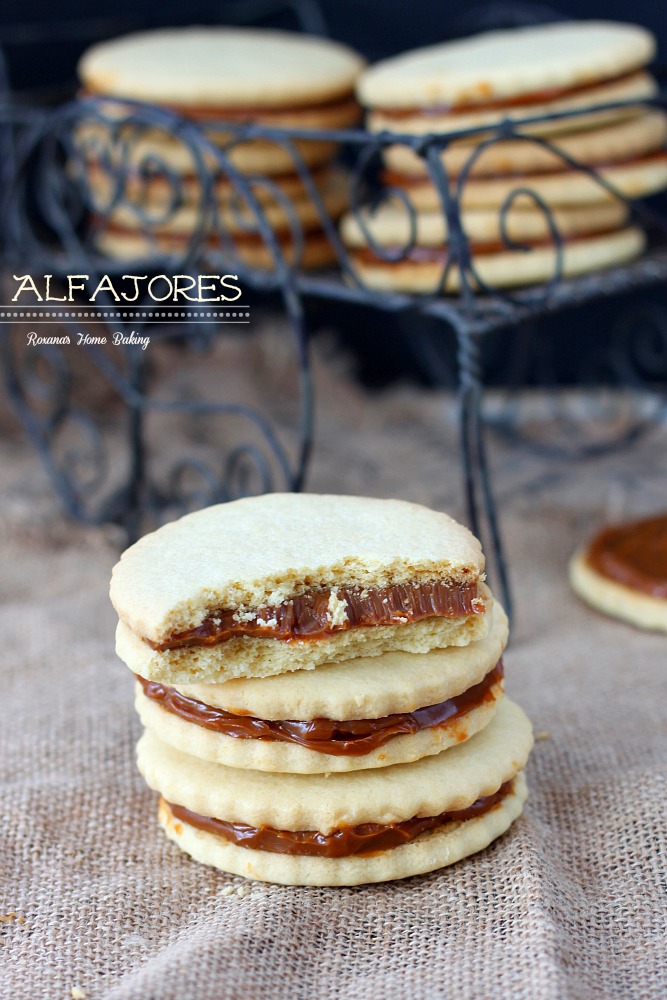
343 21 667 292
111 494 533 885
77 27 364 268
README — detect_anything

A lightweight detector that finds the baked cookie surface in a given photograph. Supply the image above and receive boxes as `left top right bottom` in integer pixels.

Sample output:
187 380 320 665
80 26 365 108
357 21 655 109
134 603 507 772
137 697 532 884
111 494 489 682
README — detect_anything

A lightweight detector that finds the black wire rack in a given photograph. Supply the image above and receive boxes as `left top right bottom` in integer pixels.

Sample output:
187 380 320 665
2 68 667 616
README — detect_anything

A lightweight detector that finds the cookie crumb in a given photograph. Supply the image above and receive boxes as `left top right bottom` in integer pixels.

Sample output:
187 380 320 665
236 885 250 898
0 913 16 923
71 988 86 999
535 731 551 742
326 589 349 628
220 886 235 897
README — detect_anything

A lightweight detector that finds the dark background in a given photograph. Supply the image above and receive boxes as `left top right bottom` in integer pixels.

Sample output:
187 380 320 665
1 0 666 389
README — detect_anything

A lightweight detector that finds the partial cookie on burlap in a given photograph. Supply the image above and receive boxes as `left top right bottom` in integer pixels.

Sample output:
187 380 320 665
569 514 667 632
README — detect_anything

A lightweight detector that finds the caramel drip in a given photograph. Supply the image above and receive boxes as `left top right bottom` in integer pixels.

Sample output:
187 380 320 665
150 580 483 652
166 779 513 858
372 70 640 118
137 659 503 756
585 514 667 597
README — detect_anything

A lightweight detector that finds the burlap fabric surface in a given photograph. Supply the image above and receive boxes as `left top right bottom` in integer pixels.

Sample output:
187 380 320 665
1 330 666 999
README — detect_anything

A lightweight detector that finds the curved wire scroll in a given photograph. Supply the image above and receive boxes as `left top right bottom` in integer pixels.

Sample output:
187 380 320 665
2 86 667 609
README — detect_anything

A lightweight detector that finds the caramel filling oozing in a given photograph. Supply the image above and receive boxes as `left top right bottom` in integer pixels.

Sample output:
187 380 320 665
585 514 667 598
165 778 514 858
149 580 484 652
137 658 503 756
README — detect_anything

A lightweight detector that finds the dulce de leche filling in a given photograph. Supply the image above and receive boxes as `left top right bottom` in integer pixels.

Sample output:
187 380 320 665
585 514 667 598
165 778 514 858
150 580 484 651
137 659 503 756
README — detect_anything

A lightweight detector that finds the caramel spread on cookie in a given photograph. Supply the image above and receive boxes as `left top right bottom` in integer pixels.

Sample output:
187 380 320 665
137 659 503 755
150 581 484 651
585 514 667 597
165 779 513 857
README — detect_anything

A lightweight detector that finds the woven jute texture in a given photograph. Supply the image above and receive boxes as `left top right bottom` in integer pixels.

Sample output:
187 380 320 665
1 329 666 999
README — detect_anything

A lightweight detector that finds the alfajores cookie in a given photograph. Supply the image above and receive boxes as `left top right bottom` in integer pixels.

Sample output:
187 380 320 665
134 602 507 773
345 225 645 294
78 27 365 175
93 166 349 270
358 22 656 137
137 696 533 885
381 111 667 178
569 514 667 632
111 494 489 684
350 21 664 293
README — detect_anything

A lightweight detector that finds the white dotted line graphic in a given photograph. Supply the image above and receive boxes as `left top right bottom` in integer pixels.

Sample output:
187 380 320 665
0 311 250 319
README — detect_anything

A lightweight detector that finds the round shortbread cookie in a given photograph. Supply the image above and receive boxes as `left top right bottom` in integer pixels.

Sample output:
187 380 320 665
349 226 645 294
135 604 507 771
174 600 506 719
569 547 667 632
79 27 365 108
110 494 486 644
341 200 629 248
96 224 338 270
116 606 491 685
156 770 527 885
382 110 667 177
93 166 348 236
136 682 503 772
366 71 656 139
136 696 533 830
386 155 667 211
77 118 340 176
84 159 335 212
357 22 655 108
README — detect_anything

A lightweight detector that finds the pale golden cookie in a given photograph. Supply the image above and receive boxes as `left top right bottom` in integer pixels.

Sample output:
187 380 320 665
174 601 507 719
358 22 654 108
117 606 491 685
349 227 645 294
157 771 527 885
366 72 656 139
137 697 532 830
111 494 485 640
80 27 365 108
341 200 629 248
96 225 338 270
384 156 667 211
136 684 503 772
137 697 532 884
134 603 506 772
382 111 667 177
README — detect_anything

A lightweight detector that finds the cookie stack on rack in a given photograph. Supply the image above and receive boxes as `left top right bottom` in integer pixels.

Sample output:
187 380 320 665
342 20 667 292
110 493 533 886
77 27 364 269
